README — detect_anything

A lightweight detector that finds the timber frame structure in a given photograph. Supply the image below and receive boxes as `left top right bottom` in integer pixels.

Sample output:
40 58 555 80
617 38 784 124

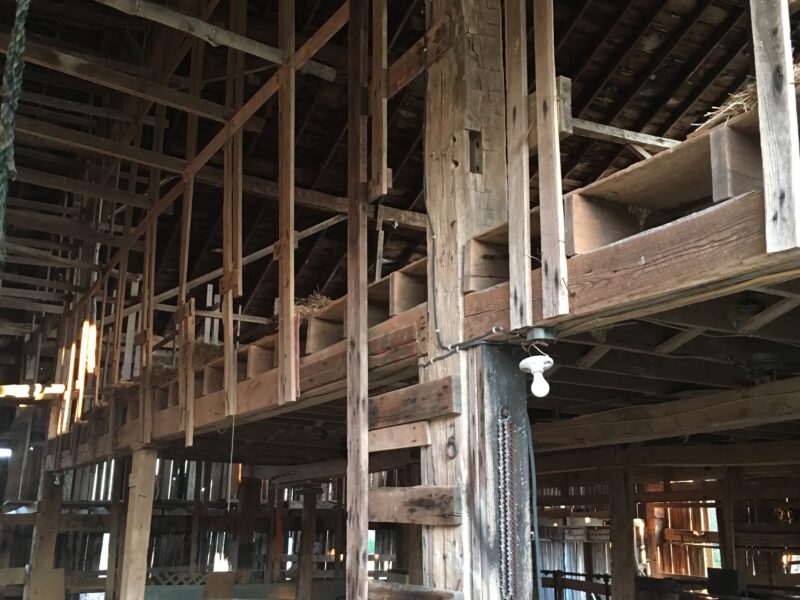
0 0 799 599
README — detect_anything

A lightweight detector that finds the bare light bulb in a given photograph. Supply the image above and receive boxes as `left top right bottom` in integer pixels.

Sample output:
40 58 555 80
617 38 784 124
531 371 550 398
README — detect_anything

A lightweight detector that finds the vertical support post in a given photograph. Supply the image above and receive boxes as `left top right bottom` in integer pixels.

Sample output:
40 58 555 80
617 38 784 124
221 0 245 417
610 468 636 599
29 472 61 569
504 0 533 329
278 0 298 406
533 0 569 318
421 0 508 594
750 0 800 252
179 25 204 447
346 0 369 598
189 461 202 576
271 488 285 582
118 448 157 600
644 497 664 578
296 487 318 600
105 461 125 599
369 0 388 201
718 468 738 570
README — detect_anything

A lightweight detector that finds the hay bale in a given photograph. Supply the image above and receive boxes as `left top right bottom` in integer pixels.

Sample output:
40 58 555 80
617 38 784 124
698 63 800 131
294 291 332 320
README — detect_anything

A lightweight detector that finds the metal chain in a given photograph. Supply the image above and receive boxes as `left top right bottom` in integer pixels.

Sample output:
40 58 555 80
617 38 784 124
498 409 516 599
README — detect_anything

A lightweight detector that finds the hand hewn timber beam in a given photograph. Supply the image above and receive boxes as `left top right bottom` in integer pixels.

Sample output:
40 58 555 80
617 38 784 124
92 0 335 82
0 33 262 129
386 14 452 99
533 375 800 451
464 191 800 338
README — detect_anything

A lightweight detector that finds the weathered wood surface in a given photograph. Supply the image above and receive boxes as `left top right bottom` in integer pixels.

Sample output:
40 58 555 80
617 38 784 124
369 486 461 526
750 0 800 252
369 376 460 430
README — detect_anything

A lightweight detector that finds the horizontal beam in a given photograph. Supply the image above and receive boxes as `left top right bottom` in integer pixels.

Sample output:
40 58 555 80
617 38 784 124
465 191 800 337
0 32 262 128
15 166 150 209
368 486 461 525
536 440 800 473
93 0 336 81
533 376 800 451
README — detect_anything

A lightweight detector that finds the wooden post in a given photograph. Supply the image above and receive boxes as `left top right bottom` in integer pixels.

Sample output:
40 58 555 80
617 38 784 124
369 0 388 201
28 472 61 569
296 487 318 600
718 468 738 570
278 0 298 406
346 0 369 598
644 496 663 578
533 0 569 318
221 0 245 417
105 460 125 599
271 488 285 582
189 461 203 576
118 448 157 600
504 0 533 329
750 0 800 252
420 0 508 594
610 469 636 599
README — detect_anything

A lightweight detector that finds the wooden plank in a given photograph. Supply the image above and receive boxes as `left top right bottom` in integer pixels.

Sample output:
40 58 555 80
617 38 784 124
369 377 461 430
533 0 569 318
369 0 388 201
505 0 533 329
464 239 509 293
533 375 800 451
204 571 236 599
570 117 679 152
750 0 800 252
118 449 157 600
564 192 640 255
464 191 800 338
278 0 297 407
93 0 335 81
369 581 462 600
574 134 712 210
710 126 763 202
369 486 461 526
346 0 369 598
369 421 431 453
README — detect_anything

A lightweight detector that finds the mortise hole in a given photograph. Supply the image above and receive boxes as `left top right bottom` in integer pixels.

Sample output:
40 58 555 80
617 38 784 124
468 129 482 174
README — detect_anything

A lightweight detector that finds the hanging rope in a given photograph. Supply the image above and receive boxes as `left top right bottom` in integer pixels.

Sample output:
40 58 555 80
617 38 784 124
0 0 31 259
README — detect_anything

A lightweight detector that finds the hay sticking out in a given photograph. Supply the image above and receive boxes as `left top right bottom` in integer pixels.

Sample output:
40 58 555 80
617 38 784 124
698 64 800 131
192 341 224 367
295 291 332 319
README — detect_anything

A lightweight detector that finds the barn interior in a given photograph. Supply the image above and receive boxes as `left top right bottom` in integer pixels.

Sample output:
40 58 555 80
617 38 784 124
0 0 798 598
